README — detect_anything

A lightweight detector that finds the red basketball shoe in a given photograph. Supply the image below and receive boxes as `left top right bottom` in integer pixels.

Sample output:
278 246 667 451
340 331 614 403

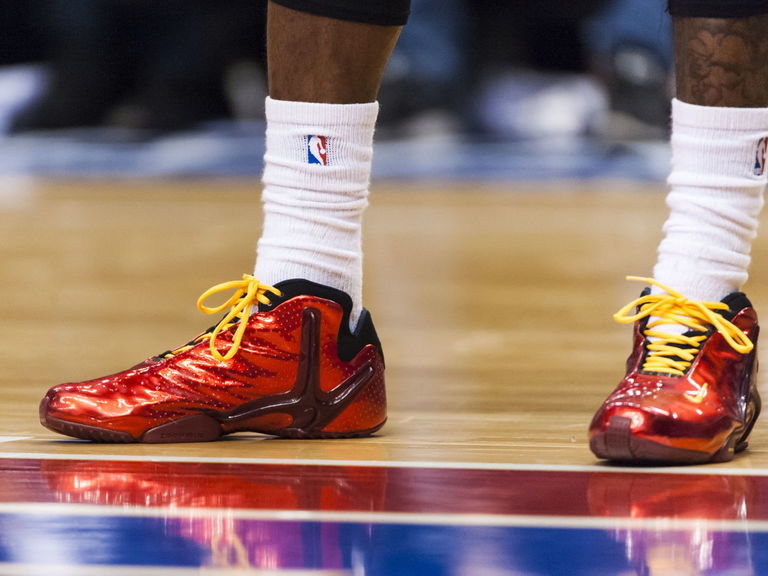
40 275 386 443
589 277 760 464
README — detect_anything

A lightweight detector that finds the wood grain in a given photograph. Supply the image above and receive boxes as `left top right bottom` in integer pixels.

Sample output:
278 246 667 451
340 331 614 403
1 178 766 468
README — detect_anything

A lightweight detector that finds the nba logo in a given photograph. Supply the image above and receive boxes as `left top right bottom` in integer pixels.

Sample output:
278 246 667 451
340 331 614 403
754 136 767 176
307 135 328 165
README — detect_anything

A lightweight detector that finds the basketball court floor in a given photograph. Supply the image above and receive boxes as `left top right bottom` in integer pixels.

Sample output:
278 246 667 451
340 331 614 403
2 178 768 574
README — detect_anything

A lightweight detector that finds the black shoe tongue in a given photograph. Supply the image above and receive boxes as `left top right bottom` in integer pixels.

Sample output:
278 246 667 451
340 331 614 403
637 290 751 376
640 327 707 377
257 279 378 362
681 327 705 339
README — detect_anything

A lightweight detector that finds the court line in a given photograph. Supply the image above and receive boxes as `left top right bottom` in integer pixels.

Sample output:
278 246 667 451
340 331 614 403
3 450 768 476
0 501 765 531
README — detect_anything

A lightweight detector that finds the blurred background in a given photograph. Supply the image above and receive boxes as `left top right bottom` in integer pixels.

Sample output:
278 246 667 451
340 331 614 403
0 0 673 179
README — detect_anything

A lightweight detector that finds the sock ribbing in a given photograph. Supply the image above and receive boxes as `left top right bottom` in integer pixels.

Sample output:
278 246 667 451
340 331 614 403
255 97 379 328
653 99 768 302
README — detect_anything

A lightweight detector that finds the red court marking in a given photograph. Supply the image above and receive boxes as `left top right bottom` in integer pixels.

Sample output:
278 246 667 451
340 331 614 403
0 458 761 521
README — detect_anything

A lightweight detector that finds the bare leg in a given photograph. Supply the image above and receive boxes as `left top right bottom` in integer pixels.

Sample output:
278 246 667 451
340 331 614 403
257 2 405 326
267 1 402 103
674 15 768 107
649 13 768 303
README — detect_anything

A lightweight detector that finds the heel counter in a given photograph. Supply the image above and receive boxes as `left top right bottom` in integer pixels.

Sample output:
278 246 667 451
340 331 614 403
322 345 387 435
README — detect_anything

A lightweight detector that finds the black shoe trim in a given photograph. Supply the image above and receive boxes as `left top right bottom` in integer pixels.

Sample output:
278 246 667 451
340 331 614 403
154 279 384 365
262 279 384 365
720 292 753 321
633 287 752 318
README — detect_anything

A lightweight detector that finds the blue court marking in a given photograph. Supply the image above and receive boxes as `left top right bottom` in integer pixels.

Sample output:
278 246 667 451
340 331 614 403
0 514 761 575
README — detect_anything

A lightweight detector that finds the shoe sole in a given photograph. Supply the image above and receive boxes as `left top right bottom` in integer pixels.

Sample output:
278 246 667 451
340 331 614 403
40 307 386 443
590 386 761 464
41 408 387 443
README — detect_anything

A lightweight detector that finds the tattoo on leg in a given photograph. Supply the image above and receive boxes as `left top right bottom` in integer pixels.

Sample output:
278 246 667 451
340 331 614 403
674 16 768 107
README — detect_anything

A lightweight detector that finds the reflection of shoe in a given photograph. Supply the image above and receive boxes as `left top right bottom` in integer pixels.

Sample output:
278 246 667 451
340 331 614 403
41 459 386 570
42 459 388 512
590 277 760 464
587 471 751 520
587 472 755 575
40 275 386 443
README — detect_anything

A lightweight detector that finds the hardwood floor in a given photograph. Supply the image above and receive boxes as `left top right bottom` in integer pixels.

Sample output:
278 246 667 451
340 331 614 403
1 178 766 468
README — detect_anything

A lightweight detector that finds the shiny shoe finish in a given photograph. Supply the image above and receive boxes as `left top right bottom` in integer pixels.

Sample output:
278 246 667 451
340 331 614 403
40 276 386 443
590 277 760 464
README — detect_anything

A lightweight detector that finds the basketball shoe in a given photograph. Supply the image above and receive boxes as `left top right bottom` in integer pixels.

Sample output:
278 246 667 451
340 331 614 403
589 277 760 464
39 275 386 443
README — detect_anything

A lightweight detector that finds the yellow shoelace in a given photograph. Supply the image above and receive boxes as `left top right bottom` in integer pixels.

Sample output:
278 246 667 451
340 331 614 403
165 274 282 362
613 276 753 376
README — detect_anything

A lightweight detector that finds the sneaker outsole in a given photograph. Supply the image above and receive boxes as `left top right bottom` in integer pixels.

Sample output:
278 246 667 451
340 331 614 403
41 409 386 443
590 414 752 464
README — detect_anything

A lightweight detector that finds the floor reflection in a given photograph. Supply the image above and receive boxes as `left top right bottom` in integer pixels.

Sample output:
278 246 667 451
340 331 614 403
0 458 765 574
588 472 757 575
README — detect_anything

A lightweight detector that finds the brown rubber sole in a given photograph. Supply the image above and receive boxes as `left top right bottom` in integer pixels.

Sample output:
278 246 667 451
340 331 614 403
589 416 741 464
591 363 762 464
590 395 760 464
41 398 387 444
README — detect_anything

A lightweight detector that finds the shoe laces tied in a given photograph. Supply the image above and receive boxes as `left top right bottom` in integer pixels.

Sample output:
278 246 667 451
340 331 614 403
165 274 281 362
613 276 753 377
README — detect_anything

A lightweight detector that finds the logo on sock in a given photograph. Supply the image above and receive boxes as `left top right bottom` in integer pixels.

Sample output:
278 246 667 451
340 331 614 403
307 135 329 166
754 136 767 176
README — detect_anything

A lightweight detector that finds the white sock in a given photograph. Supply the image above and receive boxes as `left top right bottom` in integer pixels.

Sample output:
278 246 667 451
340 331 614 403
653 99 768 303
255 97 378 329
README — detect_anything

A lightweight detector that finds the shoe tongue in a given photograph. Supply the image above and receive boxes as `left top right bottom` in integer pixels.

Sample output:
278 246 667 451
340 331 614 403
648 321 710 337
643 288 748 339
642 324 708 376
638 288 749 376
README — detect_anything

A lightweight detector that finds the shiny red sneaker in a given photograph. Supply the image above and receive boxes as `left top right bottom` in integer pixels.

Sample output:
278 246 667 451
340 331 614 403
589 277 760 464
40 275 386 443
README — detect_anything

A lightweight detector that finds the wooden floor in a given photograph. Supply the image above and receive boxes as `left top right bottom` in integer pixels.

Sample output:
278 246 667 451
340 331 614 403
2 177 768 469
